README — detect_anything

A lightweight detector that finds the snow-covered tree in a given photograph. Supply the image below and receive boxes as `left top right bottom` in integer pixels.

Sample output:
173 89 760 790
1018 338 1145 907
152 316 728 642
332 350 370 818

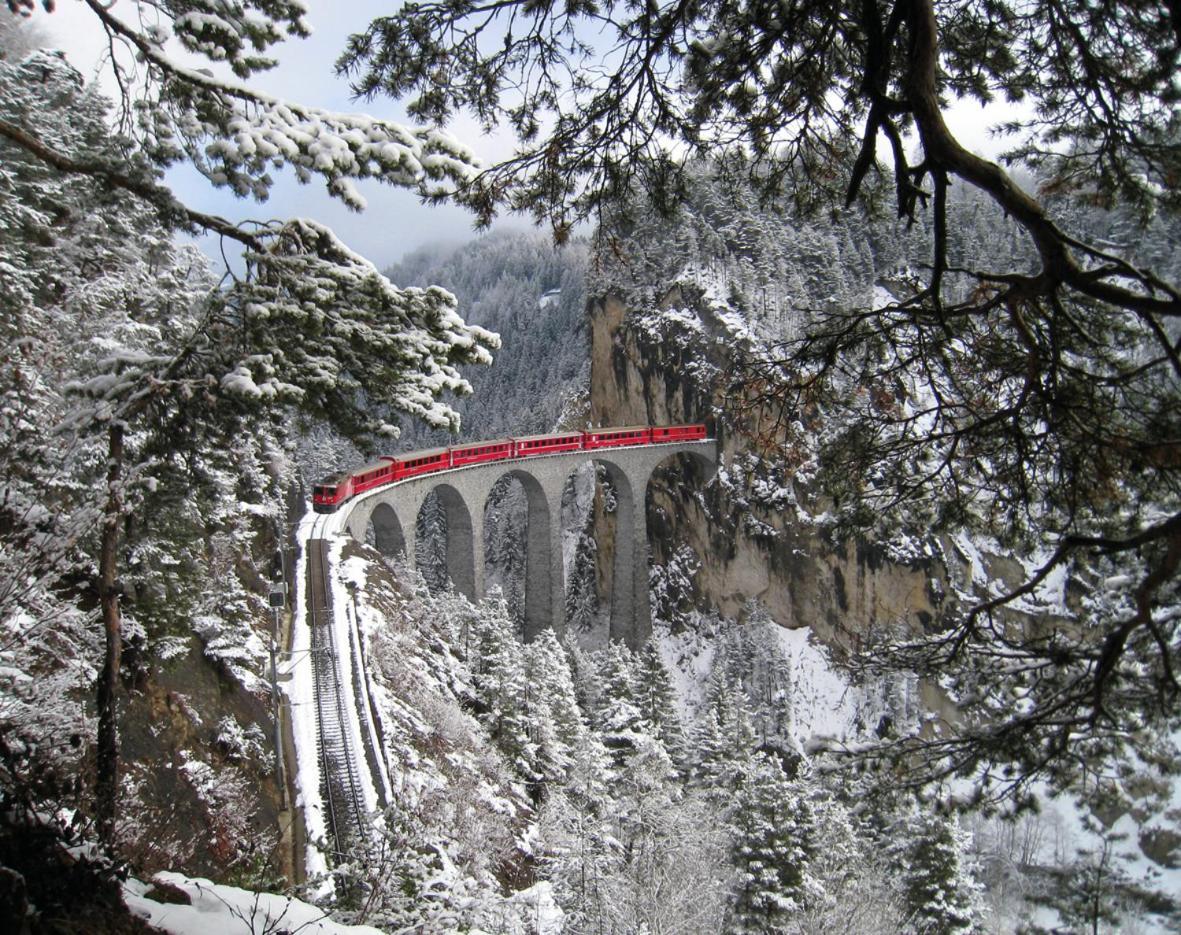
633 640 687 765
592 641 647 765
538 730 617 931
561 462 604 644
794 790 905 935
484 476 529 629
523 628 584 789
1026 829 1139 935
894 810 982 935
0 11 497 847
692 680 759 796
415 491 450 594
599 737 731 934
728 753 821 934
469 594 533 778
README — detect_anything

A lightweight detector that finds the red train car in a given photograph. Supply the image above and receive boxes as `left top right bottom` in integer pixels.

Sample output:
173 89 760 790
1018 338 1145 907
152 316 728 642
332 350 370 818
582 426 653 449
451 438 513 467
313 457 397 512
515 432 583 457
651 424 707 443
312 473 354 513
352 458 397 495
391 447 450 480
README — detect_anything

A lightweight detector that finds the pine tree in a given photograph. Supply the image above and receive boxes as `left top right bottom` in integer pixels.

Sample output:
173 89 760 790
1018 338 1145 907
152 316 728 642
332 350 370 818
633 639 687 765
694 680 759 790
896 810 982 935
483 476 528 631
593 641 645 766
469 595 534 779
1 34 498 847
795 789 905 935
0 50 286 843
539 730 618 929
523 628 584 790
728 753 820 934
415 491 450 594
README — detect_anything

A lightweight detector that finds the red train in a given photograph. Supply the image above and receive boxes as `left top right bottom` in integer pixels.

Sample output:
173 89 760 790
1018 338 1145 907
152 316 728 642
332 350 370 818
312 424 707 513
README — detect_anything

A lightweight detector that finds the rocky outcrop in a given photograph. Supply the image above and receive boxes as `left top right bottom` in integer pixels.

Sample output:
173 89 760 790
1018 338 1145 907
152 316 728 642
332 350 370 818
589 288 945 648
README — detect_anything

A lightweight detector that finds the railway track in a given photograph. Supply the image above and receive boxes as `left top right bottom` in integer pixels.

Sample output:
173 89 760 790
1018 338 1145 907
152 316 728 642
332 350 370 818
306 522 370 864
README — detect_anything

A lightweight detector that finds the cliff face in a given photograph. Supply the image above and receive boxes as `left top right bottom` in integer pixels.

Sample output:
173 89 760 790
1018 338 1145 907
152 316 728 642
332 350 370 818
588 289 944 648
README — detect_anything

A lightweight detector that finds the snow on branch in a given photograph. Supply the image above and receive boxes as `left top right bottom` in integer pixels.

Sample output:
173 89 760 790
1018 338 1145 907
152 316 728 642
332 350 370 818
77 0 480 209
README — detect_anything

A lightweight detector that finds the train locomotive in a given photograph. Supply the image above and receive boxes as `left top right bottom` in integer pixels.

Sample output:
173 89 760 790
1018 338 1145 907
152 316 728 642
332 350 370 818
312 424 707 513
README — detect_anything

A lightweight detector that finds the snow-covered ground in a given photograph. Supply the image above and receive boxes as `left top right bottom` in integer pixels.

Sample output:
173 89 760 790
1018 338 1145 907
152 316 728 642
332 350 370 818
657 615 876 750
124 873 386 935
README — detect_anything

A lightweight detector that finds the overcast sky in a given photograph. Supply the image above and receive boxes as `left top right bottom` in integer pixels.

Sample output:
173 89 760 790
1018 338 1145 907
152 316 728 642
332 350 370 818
31 0 520 272
24 1 1019 274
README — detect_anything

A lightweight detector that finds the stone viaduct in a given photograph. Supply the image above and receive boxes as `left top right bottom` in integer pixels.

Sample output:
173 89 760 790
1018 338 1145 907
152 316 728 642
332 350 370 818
342 440 716 646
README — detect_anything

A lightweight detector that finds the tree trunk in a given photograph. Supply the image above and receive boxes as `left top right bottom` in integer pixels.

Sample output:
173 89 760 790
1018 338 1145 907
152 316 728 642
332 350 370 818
95 421 125 846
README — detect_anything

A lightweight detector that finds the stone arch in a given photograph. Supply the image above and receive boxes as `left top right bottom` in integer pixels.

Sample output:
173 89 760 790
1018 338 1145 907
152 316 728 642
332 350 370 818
417 483 476 601
642 447 719 627
651 447 716 478
367 502 406 558
644 448 718 518
484 469 555 642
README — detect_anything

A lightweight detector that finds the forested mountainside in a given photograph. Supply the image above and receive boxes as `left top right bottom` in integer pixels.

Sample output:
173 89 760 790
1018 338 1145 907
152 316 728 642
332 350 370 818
301 533 989 934
387 232 591 447
297 168 1181 930
297 231 590 485
594 162 1181 336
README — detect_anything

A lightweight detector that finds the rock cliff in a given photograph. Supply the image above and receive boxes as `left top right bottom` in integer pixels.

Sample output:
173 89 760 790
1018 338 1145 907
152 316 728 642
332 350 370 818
588 287 946 651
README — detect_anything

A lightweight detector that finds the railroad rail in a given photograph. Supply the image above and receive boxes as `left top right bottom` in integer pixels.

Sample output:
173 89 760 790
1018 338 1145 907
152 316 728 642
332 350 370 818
306 529 370 864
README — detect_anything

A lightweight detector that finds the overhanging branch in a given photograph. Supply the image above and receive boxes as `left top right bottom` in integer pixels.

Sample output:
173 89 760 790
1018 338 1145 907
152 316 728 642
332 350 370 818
0 118 262 250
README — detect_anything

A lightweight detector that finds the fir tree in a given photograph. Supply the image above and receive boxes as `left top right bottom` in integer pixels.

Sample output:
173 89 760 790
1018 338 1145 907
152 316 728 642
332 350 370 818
469 595 534 779
523 627 584 790
896 811 982 935
693 680 759 794
633 639 687 765
415 491 450 595
728 753 820 934
593 640 646 765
